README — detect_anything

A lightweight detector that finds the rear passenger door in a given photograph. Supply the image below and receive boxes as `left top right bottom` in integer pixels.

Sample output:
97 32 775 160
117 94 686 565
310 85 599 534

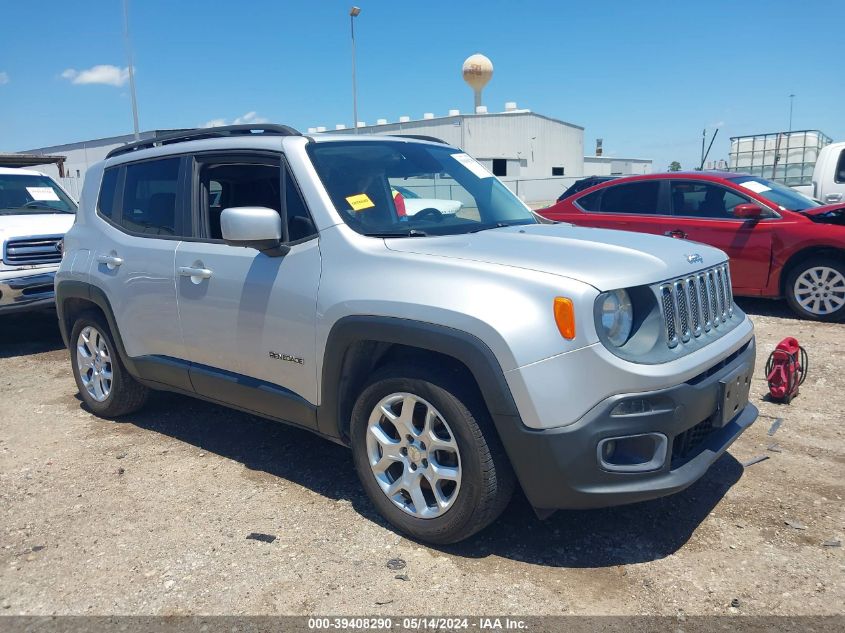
575 180 671 236
91 157 189 383
174 152 321 426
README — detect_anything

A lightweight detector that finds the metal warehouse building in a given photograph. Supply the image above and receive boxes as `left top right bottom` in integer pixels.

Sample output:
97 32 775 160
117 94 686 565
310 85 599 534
21 105 651 205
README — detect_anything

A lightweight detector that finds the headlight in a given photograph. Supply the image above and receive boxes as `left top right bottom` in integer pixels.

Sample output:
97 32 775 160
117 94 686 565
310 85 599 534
598 289 633 347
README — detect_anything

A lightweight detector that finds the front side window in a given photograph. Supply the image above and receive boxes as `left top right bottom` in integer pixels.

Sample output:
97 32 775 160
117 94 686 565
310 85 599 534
198 160 316 242
594 181 660 214
120 158 181 235
670 181 750 218
0 172 76 215
307 141 536 237
728 175 819 212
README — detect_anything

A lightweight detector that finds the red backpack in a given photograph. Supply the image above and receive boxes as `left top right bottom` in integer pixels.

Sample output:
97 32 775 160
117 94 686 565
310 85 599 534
765 337 808 404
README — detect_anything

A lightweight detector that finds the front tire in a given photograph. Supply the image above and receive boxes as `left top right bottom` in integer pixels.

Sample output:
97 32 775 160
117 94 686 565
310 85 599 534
350 362 514 544
70 312 149 417
784 257 845 322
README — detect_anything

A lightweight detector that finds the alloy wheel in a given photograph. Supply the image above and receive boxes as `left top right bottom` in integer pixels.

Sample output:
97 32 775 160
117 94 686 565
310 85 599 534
76 325 113 402
365 392 462 519
793 266 845 316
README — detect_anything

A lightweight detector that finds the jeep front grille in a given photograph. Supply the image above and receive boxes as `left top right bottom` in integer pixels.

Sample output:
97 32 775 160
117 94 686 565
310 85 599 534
2 235 63 266
660 263 734 348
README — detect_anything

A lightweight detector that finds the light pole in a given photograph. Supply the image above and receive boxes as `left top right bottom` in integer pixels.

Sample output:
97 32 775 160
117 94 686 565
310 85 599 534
350 6 361 134
788 93 795 132
122 0 140 140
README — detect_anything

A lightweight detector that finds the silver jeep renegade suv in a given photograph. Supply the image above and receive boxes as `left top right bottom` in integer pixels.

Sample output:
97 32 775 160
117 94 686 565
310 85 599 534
56 125 757 544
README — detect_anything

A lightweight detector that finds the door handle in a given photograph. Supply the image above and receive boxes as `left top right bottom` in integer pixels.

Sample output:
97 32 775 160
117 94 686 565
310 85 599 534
824 193 843 203
96 254 123 269
178 266 213 281
664 229 687 239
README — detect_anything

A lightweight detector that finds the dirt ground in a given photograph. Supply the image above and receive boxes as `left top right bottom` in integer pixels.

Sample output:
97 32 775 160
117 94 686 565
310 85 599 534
0 299 842 617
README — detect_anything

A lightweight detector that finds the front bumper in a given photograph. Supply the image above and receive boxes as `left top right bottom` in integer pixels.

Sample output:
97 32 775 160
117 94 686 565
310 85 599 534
496 337 758 511
0 272 57 314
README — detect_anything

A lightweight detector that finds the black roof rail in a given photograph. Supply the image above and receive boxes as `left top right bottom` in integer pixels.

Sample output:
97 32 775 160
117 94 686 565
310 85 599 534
390 134 449 145
106 124 302 159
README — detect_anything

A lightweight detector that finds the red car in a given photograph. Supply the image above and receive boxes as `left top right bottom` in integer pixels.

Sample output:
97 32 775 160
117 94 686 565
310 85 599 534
539 172 845 321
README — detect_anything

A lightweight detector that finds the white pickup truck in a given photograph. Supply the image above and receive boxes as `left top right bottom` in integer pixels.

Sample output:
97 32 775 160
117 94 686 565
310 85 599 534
794 141 845 204
0 167 77 314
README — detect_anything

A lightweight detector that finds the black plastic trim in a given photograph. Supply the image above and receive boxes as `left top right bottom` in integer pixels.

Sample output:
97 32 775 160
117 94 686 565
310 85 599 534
318 316 520 440
499 337 758 510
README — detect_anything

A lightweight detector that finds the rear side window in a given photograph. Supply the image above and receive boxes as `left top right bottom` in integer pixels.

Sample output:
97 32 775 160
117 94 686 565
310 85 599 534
98 168 119 219
597 181 661 214
577 189 602 211
119 158 181 236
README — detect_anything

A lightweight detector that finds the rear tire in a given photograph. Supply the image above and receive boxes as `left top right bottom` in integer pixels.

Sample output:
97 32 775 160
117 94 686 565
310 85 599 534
784 257 845 322
70 312 149 417
350 362 514 544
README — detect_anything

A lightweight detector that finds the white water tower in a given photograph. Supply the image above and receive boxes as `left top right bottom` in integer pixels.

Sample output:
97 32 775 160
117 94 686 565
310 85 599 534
462 53 493 111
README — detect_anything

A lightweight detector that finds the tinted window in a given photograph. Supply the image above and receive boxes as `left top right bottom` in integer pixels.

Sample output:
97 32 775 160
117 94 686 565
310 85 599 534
597 181 660 214
836 149 845 184
492 159 507 177
552 167 564 176
98 168 118 219
671 182 749 218
120 158 180 236
200 161 316 242
577 189 602 211
284 168 316 241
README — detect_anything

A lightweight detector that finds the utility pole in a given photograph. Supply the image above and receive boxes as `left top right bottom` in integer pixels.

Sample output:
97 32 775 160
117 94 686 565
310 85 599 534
350 6 361 134
122 0 140 140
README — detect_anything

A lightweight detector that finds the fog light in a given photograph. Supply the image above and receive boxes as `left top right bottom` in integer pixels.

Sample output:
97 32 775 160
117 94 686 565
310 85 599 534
597 433 668 472
611 398 653 416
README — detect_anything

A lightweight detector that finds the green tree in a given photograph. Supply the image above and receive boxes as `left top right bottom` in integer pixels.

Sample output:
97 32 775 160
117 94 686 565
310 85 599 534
668 161 682 171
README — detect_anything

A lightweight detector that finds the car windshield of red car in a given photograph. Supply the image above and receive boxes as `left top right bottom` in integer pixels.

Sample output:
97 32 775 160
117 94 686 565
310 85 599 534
728 176 820 212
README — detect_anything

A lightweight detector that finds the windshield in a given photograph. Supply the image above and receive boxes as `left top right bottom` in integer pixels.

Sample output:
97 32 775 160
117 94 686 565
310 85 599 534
728 175 820 212
307 140 537 236
0 173 77 214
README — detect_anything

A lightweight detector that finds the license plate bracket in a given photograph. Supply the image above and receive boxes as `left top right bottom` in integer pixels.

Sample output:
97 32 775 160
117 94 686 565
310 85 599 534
718 362 752 427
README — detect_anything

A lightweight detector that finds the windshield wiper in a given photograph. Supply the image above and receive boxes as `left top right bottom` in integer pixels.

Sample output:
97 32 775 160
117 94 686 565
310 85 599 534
468 221 526 233
368 229 429 238
9 203 74 213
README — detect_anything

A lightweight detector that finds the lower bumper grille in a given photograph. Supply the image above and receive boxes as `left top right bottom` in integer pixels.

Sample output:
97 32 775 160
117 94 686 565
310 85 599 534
672 416 717 464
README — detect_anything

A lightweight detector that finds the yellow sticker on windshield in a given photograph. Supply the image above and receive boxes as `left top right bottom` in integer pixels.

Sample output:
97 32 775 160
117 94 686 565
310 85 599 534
345 193 375 211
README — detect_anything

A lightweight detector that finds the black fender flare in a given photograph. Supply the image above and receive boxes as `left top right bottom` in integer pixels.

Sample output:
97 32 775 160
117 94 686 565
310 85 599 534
317 315 521 441
55 279 140 377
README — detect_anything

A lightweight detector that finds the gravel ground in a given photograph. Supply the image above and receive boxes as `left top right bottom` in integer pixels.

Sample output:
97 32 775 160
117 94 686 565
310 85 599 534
0 300 842 616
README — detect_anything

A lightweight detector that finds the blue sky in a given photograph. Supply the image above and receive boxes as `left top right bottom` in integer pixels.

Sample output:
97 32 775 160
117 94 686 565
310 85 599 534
1 0 842 171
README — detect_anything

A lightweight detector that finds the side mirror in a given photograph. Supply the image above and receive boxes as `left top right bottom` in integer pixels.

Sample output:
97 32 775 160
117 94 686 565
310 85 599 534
220 207 289 256
733 203 763 219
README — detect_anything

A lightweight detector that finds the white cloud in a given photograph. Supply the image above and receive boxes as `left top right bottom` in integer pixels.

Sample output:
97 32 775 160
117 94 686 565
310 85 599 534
61 65 130 87
203 111 269 128
0 71 8 85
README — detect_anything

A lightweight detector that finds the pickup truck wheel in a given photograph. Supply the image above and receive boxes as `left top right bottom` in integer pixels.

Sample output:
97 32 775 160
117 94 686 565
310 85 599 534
70 313 149 417
785 257 845 322
350 363 514 544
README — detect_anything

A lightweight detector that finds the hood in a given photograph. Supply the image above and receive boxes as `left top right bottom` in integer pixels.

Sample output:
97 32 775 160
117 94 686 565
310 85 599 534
384 223 728 291
0 213 75 241
801 203 845 224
